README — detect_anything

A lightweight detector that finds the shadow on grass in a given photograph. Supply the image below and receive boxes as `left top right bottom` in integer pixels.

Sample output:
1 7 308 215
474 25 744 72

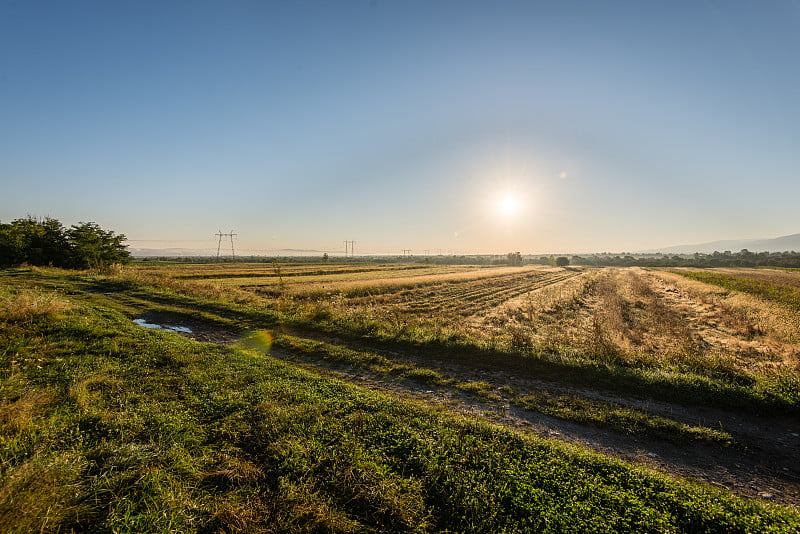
280 327 798 416
71 275 800 416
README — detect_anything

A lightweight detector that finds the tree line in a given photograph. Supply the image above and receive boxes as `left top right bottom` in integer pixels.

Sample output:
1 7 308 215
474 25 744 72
571 250 800 269
0 216 130 269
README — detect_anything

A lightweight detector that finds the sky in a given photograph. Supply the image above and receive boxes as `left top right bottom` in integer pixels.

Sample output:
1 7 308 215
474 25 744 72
1 1 799 255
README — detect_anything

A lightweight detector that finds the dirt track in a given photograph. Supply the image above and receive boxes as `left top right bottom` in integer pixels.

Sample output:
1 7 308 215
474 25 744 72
154 312 800 508
267 339 800 508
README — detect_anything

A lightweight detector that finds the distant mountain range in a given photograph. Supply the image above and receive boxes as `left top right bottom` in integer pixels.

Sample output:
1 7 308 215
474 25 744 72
644 233 800 254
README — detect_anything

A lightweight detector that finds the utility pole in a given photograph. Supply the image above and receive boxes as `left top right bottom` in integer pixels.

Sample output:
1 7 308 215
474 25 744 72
343 240 355 257
216 230 237 260
402 249 412 258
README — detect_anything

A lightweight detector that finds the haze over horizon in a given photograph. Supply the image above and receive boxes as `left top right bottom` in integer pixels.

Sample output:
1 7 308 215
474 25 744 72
124 230 800 258
2 1 799 255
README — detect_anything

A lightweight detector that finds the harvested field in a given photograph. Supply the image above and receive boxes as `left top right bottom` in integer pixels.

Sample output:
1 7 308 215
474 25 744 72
5 262 799 533
113 262 800 384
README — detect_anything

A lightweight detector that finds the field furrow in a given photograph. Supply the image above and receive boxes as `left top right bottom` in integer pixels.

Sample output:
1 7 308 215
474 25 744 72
397 270 578 315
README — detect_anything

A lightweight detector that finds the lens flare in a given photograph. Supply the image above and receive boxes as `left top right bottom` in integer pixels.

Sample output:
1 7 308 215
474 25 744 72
240 330 273 353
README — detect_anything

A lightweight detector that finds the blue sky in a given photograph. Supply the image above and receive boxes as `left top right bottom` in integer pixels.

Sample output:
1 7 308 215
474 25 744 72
2 1 799 254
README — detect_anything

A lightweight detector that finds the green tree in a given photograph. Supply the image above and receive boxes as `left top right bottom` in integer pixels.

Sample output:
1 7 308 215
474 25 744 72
0 217 71 267
555 256 570 267
506 251 523 266
0 217 129 268
67 222 131 268
0 220 29 266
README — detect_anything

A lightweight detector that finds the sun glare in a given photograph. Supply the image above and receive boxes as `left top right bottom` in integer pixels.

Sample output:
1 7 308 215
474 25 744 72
498 194 520 217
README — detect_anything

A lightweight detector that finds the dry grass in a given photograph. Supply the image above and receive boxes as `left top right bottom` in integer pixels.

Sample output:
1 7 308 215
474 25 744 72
114 263 496 303
102 262 800 380
0 386 56 434
654 270 800 369
110 269 261 305
247 265 539 299
0 287 73 324
661 270 800 343
462 267 800 380
0 456 85 534
475 271 597 350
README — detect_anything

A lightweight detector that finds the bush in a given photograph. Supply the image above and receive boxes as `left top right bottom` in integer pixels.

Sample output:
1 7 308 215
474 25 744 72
0 216 130 269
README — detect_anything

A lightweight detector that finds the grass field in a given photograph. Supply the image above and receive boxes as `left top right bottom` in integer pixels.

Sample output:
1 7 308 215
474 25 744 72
2 262 800 532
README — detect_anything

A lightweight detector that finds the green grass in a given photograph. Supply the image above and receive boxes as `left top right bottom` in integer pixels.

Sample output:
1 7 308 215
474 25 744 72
511 391 730 444
677 270 800 310
2 268 799 532
265 332 733 445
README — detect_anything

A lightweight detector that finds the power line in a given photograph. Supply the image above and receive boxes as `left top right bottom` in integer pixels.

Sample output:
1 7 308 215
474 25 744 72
216 230 237 260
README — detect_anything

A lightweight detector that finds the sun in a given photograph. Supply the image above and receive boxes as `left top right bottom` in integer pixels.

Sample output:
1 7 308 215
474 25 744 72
497 194 520 217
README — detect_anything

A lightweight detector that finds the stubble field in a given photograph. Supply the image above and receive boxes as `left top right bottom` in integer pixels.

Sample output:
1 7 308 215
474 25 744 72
1 261 799 532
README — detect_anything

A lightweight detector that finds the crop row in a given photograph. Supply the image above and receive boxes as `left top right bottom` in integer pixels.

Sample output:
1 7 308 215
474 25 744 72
174 263 435 280
395 270 581 316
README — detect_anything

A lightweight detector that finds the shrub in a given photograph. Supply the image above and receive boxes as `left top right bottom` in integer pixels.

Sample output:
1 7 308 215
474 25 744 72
0 217 130 269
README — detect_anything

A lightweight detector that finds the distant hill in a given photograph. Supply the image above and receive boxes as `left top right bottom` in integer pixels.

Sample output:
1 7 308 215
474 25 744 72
647 233 800 254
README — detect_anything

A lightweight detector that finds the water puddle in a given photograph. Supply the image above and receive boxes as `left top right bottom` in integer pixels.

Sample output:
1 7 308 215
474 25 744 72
133 318 193 334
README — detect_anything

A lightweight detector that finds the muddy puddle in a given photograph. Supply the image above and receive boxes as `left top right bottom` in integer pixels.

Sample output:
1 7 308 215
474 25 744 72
132 312 240 344
133 318 194 334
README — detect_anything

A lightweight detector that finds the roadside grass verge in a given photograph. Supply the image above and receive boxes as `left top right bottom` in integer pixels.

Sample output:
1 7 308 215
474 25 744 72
0 277 798 532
